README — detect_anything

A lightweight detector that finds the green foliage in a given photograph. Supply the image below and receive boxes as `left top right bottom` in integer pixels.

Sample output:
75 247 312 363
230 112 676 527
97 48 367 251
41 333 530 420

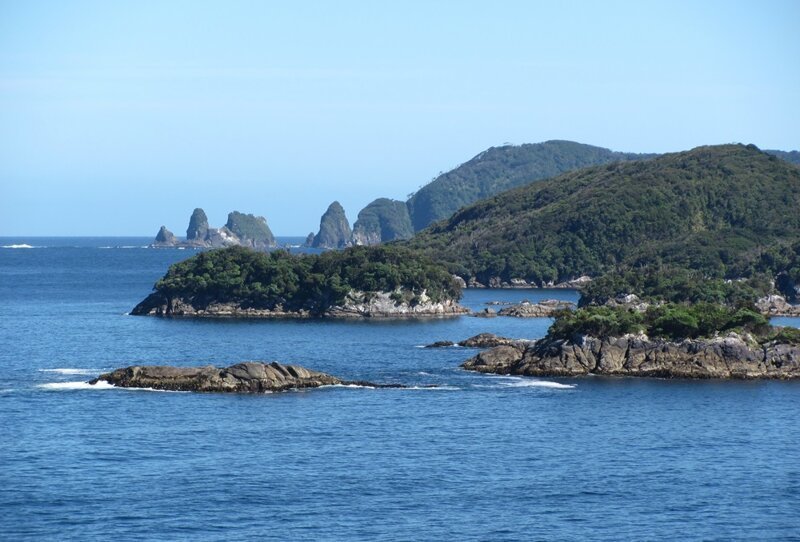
548 303 771 341
547 306 644 339
153 245 461 314
580 267 773 307
407 145 800 285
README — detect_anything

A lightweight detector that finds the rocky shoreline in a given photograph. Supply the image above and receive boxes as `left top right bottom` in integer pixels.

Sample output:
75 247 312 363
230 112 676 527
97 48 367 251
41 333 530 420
90 361 410 393
131 290 469 318
462 333 800 379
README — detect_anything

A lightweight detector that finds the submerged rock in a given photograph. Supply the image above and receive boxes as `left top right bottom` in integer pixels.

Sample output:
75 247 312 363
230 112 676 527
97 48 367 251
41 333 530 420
462 333 800 379
90 361 412 393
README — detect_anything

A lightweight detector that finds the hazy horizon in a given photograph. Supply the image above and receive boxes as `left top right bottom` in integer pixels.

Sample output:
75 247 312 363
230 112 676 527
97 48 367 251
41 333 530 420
2 1 798 236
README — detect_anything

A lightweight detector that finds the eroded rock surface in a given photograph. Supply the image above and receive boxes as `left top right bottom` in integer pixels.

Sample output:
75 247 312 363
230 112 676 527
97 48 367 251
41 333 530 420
463 334 800 379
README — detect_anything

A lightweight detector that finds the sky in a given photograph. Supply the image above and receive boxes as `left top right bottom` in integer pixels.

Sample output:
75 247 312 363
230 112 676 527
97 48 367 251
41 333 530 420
1 0 798 236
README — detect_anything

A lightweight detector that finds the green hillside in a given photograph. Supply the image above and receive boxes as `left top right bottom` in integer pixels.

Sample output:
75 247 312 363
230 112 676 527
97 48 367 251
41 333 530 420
406 144 800 285
405 140 654 231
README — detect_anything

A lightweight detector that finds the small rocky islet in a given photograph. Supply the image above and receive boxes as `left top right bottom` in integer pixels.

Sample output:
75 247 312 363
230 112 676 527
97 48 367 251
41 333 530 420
91 361 411 393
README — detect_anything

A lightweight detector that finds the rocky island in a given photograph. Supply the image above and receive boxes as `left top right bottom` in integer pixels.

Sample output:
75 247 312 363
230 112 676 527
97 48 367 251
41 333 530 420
91 361 408 393
461 304 800 379
152 208 277 249
131 245 467 318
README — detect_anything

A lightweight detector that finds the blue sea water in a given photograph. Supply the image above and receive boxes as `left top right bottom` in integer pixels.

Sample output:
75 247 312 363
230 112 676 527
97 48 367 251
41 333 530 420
1 238 799 541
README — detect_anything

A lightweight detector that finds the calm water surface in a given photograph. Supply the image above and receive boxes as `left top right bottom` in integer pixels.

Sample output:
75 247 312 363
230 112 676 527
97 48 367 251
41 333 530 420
1 238 798 541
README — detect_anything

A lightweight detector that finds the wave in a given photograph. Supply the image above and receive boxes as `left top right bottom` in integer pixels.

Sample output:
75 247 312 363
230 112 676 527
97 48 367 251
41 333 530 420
38 380 115 390
39 368 102 376
2 244 36 249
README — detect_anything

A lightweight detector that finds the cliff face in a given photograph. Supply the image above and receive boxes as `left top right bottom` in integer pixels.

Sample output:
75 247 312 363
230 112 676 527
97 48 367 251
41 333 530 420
312 201 352 249
463 334 800 379
352 198 414 246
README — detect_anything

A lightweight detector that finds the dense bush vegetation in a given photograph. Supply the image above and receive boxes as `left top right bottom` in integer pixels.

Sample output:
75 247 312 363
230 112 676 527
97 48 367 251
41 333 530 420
407 145 800 285
152 245 461 314
547 303 772 341
406 140 652 231
580 267 773 307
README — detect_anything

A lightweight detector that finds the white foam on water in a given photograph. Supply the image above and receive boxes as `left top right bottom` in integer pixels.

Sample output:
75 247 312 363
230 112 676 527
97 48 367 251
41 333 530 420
2 244 35 249
38 380 115 390
495 376 575 389
324 383 377 390
39 368 101 376
404 385 460 391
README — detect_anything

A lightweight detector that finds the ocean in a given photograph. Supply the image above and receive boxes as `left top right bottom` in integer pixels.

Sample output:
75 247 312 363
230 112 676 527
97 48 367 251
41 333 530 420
1 238 799 541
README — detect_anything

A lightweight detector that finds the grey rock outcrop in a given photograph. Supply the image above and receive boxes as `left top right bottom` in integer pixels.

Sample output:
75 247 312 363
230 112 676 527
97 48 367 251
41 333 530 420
153 226 178 246
90 361 410 393
463 333 800 379
312 201 352 249
131 289 469 319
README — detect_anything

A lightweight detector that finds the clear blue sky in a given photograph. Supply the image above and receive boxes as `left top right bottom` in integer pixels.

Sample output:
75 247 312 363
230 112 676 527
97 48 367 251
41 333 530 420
1 0 798 236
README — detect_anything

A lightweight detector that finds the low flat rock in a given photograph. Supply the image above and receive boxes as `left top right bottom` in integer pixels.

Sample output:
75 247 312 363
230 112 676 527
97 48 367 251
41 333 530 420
90 361 406 393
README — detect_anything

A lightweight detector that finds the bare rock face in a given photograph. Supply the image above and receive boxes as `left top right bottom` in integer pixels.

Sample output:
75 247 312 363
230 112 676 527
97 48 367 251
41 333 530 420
463 334 800 379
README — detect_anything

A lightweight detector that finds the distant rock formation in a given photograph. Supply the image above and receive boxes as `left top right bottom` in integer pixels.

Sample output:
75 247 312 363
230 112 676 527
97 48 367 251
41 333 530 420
149 208 277 250
153 226 178 247
186 208 209 242
225 211 276 249
90 361 411 393
463 333 800 379
352 198 414 246
304 232 315 247
312 201 352 249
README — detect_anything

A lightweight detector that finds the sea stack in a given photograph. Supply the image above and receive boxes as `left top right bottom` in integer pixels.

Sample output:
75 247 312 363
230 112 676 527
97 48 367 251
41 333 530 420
186 208 210 243
312 201 352 249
